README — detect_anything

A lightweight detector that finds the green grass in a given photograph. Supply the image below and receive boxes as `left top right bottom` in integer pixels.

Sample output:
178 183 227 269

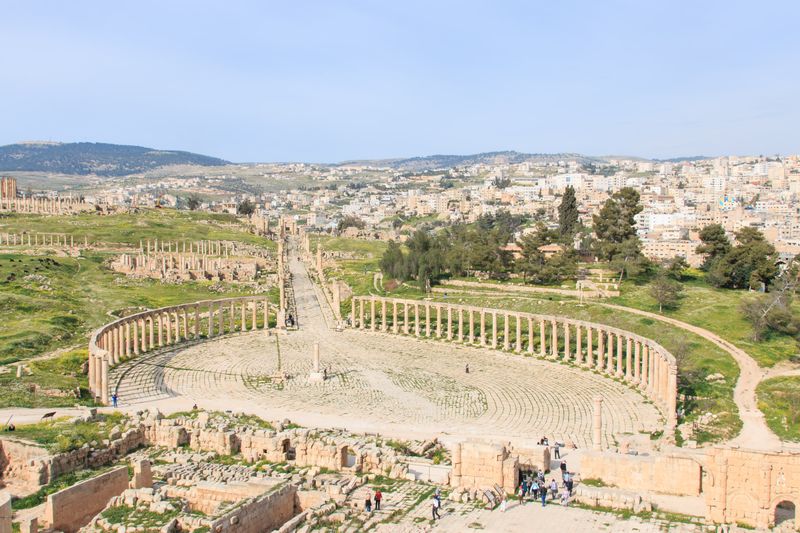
0 209 273 247
0 348 95 408
757 376 800 441
11 412 128 453
611 271 799 368
0 210 276 380
102 504 179 530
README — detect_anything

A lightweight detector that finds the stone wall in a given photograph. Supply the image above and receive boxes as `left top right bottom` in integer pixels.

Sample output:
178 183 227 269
44 466 129 533
0 439 50 494
450 441 551 494
579 450 702 496
209 483 297 533
704 447 800 529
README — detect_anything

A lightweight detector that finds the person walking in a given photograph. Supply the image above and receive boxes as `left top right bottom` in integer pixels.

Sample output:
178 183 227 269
518 483 525 505
431 494 441 520
111 393 118 408
565 473 574 496
554 442 561 459
549 479 558 500
374 489 382 511
540 484 547 507
365 492 372 513
560 460 567 479
560 487 570 506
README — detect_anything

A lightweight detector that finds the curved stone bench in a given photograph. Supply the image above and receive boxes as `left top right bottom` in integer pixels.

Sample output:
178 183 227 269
88 296 274 404
349 296 678 431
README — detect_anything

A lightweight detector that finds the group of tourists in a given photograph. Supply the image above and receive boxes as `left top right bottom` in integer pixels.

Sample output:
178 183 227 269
501 459 575 512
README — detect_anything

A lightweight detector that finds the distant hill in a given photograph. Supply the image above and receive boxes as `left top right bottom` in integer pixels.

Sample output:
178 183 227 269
339 151 601 171
0 142 229 176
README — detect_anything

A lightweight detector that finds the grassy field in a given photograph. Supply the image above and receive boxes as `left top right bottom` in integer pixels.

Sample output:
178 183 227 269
611 271 799 368
0 209 276 407
756 376 800 441
0 209 273 247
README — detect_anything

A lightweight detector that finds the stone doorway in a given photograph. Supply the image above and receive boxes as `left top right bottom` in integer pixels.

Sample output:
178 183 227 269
281 439 296 461
341 447 357 469
774 500 796 530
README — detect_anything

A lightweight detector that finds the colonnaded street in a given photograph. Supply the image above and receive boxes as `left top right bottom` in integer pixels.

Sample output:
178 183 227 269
111 246 662 447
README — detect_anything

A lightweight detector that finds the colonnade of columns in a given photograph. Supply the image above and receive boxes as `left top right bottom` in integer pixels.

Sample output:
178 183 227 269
88 296 273 404
350 296 678 430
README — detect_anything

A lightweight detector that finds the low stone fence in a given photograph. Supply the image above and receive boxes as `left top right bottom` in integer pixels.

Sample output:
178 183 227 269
437 278 620 298
88 296 274 404
406 460 452 484
44 465 129 533
573 485 652 513
349 296 678 431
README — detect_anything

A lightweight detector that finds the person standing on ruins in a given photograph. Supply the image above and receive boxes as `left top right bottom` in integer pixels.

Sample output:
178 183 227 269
365 492 372 513
374 489 382 510
431 494 441 520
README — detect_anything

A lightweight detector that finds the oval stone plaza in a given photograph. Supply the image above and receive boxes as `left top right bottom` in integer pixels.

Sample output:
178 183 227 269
104 247 664 449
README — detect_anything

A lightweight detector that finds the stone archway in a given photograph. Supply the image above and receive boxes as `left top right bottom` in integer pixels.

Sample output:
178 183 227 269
774 500 797 530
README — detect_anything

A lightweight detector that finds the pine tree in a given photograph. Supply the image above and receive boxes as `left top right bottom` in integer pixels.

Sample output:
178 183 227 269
558 185 579 238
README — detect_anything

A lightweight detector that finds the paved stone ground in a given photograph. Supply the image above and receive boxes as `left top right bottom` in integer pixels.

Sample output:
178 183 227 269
111 250 662 447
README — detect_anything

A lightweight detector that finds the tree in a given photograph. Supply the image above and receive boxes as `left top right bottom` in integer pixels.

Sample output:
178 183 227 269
186 193 202 211
649 273 684 313
517 223 576 284
592 187 643 263
707 227 778 289
337 215 366 232
558 185 580 238
492 177 512 189
380 240 405 279
665 256 690 281
237 199 256 215
696 224 730 270
740 258 800 340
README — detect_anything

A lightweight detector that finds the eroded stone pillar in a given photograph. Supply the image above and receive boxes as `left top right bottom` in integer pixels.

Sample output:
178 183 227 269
503 313 510 351
586 327 594 367
527 317 534 354
491 311 498 349
593 396 603 451
414 303 421 336
457 308 464 342
467 309 474 344
436 305 442 338
447 306 453 340
539 320 546 356
576 324 583 364
393 301 399 334
625 337 632 380
382 300 388 332
550 320 557 358
480 311 487 346
370 298 376 331
633 341 641 384
515 314 522 353
403 303 409 334
563 322 570 361
101 356 110 405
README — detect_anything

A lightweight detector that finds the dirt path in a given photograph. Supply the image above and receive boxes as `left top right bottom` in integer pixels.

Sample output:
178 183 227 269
594 302 783 450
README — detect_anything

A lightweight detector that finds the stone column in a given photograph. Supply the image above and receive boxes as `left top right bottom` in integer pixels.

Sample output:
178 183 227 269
403 303 409 335
503 313 510 351
467 309 474 344
351 299 357 328
616 333 624 376
165 312 172 344
436 305 442 338
606 332 614 373
539 319 546 356
457 308 463 342
625 337 633 380
474 310 484 346
393 301 399 334
491 311 498 349
563 322 570 361
149 315 155 347
414 303 421 337
218 303 224 335
425 303 431 337
587 327 594 367
370 298 376 331
124 322 131 358
575 324 583 364
359 299 365 330
133 319 139 355
515 314 522 353
527 317 534 354
550 320 557 358
597 330 605 371
641 345 650 392
592 396 603 451
382 300 388 332
207 304 214 337
447 306 453 340
195 305 200 339
633 342 641 384
241 301 247 331
251 301 257 330
101 356 110 405
667 364 678 429
263 298 269 329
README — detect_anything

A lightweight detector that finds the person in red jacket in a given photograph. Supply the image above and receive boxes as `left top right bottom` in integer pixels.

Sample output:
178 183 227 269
374 489 383 510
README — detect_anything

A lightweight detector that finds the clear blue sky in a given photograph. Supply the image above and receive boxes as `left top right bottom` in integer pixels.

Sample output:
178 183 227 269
1 1 798 162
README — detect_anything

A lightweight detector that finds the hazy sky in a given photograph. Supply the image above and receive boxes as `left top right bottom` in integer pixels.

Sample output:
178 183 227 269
1 1 798 162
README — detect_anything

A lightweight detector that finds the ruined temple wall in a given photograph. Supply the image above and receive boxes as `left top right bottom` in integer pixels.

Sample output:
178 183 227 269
0 439 50 492
44 466 129 533
209 483 297 533
579 450 702 496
